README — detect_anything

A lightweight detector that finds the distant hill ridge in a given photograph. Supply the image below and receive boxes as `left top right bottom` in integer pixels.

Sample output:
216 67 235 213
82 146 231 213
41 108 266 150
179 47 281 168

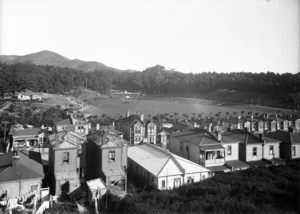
0 50 136 73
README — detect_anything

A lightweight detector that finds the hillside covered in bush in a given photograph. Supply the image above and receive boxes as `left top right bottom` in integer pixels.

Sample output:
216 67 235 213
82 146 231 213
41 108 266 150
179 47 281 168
1 63 300 97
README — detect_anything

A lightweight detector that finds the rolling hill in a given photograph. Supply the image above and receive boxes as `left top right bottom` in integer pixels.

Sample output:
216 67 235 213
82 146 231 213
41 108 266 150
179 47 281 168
0 50 131 72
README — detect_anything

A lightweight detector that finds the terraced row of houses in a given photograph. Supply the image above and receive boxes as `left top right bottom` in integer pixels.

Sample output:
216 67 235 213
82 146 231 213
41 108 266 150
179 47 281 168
1 111 300 212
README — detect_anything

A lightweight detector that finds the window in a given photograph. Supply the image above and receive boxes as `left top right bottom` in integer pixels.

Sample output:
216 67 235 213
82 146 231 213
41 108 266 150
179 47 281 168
0 190 8 200
187 176 194 184
62 152 69 164
148 126 154 134
174 178 181 188
109 151 115 162
135 127 141 134
30 184 38 192
186 146 189 152
180 142 183 151
269 145 274 156
227 145 232 155
292 146 296 156
201 175 206 180
161 180 166 188
253 147 257 156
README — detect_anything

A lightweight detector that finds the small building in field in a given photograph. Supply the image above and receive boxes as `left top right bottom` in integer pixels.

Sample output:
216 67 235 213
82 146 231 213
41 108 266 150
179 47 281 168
0 150 44 201
128 144 211 190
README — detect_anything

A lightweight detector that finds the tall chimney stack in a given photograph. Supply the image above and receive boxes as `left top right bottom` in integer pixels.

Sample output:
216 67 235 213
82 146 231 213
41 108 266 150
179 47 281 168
140 113 144 122
126 110 130 117
96 123 100 130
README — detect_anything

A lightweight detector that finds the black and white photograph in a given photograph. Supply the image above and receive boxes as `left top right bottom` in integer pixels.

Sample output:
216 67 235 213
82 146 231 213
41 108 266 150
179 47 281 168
0 0 299 213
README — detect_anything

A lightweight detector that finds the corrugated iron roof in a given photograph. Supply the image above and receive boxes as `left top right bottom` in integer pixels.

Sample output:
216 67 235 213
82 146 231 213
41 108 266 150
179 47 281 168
0 150 44 183
13 128 42 137
128 144 209 176
55 171 79 180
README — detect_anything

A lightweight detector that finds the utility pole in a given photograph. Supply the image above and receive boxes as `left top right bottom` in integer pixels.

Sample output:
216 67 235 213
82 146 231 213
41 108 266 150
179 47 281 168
2 121 10 152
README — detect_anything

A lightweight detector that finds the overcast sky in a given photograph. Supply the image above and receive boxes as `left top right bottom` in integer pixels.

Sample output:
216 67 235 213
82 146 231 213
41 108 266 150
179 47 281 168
0 0 299 73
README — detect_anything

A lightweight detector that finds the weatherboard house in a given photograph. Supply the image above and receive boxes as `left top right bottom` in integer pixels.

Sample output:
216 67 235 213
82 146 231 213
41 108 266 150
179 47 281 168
54 115 90 136
128 144 211 190
115 112 157 145
169 129 251 172
86 130 128 192
0 150 44 201
265 130 300 160
48 131 82 195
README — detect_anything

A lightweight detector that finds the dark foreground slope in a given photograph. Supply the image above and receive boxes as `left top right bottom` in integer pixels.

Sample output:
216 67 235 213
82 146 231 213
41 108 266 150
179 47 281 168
110 160 300 214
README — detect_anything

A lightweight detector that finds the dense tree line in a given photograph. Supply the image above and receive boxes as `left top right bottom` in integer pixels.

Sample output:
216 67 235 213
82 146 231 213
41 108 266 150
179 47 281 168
0 63 300 96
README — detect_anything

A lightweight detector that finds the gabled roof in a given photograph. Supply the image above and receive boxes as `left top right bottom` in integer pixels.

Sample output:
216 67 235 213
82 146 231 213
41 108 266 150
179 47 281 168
128 144 209 177
116 115 142 127
223 130 262 145
88 130 128 148
265 130 300 144
171 129 220 146
0 150 44 183
13 128 42 137
54 118 72 126
49 131 85 149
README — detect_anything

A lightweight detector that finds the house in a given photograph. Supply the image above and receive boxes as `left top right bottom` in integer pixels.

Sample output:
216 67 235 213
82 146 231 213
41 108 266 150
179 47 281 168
294 119 300 133
16 90 42 101
170 128 250 172
223 130 273 167
222 116 244 130
11 127 48 151
157 130 169 149
115 112 157 145
86 130 128 192
53 115 90 136
48 131 83 195
128 144 211 190
265 130 300 160
0 150 44 201
169 129 230 172
97 124 124 138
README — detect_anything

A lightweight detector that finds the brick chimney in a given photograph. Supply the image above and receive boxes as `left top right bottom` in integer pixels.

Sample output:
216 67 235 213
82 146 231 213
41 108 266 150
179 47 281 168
126 110 130 117
140 113 144 122
96 123 100 130
216 131 222 142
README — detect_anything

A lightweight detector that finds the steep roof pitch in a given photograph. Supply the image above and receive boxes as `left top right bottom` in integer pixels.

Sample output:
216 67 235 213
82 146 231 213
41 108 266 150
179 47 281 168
49 131 85 149
0 150 44 183
88 130 128 148
116 115 141 127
